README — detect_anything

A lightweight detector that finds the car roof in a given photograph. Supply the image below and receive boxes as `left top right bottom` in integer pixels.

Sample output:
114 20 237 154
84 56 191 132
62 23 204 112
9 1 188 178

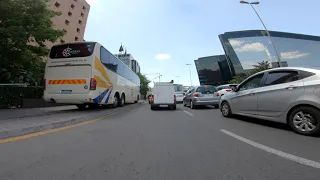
262 67 320 74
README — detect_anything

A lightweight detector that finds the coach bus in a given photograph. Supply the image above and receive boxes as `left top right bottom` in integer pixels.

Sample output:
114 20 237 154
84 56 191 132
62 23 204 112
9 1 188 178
43 42 140 109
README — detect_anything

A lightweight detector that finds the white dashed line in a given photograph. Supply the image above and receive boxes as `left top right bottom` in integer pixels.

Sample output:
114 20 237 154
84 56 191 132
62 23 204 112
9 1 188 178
183 111 194 116
220 129 320 169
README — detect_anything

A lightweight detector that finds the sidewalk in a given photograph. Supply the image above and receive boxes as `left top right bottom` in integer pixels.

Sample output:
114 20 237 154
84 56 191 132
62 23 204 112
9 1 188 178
0 102 141 139
0 105 77 120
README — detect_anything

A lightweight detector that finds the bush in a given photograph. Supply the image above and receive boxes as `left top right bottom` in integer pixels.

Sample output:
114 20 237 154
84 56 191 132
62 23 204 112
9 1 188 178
0 86 44 108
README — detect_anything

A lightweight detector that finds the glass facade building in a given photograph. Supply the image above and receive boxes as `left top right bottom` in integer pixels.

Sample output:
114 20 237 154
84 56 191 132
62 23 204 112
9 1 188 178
194 55 232 86
219 30 320 76
194 30 320 85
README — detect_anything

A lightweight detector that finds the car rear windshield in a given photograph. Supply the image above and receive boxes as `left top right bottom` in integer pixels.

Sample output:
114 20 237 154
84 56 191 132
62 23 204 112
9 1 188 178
196 86 216 94
49 43 95 59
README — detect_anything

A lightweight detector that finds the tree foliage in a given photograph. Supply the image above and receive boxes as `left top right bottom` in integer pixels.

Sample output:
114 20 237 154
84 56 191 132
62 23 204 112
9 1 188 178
137 72 150 96
228 61 271 84
0 0 64 85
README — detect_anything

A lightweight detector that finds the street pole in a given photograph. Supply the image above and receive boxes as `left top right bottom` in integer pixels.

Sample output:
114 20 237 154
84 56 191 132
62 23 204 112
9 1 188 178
176 76 180 84
186 64 192 86
240 1 281 67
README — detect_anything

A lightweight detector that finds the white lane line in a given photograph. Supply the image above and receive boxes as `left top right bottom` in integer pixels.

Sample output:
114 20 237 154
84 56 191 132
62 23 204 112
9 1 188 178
220 129 320 169
183 110 194 116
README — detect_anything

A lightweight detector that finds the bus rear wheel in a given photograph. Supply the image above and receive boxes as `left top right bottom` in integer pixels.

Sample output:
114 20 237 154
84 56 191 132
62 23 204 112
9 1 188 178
119 94 125 107
134 95 139 103
112 94 119 108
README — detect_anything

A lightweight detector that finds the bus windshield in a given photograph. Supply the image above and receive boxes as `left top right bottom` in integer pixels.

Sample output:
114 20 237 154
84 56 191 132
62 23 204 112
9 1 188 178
49 43 95 59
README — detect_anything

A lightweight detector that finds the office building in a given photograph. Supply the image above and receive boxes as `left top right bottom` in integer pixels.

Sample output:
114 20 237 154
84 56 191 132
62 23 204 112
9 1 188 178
194 55 232 86
47 0 90 47
195 30 320 85
115 53 141 73
131 60 141 73
219 30 320 76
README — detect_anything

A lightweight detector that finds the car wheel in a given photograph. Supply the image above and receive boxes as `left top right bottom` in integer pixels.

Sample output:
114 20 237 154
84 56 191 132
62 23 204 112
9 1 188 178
183 103 186 107
76 104 87 109
221 101 232 117
112 95 118 108
288 106 320 136
190 100 196 109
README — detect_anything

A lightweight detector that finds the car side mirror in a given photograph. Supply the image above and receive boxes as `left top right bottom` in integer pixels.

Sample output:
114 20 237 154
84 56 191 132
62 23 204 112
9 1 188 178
231 86 238 92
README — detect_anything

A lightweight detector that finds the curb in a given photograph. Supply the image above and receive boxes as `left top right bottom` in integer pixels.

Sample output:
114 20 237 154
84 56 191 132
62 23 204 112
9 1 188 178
0 110 117 140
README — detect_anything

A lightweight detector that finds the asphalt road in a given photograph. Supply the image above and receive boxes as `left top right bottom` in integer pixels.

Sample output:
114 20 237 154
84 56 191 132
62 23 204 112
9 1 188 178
0 102 320 180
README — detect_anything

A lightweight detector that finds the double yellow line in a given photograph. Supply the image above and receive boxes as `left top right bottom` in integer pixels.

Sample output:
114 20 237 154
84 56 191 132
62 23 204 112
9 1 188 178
0 112 117 144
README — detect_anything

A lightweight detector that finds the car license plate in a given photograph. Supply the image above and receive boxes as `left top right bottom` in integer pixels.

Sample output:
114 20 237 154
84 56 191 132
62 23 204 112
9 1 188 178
160 105 168 107
61 90 72 94
203 94 213 97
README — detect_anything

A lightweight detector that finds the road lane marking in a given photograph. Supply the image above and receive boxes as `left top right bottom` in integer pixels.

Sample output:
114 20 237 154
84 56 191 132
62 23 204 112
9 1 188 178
220 129 320 169
183 110 194 116
0 112 117 144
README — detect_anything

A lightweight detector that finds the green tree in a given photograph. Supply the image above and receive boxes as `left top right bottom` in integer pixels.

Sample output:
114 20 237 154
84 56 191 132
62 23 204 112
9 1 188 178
228 61 271 84
0 0 64 85
137 72 150 96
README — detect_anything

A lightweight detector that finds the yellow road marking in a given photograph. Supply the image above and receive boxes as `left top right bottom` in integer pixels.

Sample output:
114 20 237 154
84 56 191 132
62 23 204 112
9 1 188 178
0 112 117 144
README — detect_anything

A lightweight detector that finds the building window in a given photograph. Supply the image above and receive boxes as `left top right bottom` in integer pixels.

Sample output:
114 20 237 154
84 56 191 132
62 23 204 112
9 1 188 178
78 20 82 24
77 28 80 33
83 6 86 10
75 37 79 41
60 39 65 44
81 12 84 17
65 20 70 25
71 4 75 9
54 2 60 7
68 11 72 16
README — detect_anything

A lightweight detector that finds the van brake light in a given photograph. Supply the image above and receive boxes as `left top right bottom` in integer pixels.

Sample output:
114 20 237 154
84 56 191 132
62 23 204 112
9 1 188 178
90 78 97 90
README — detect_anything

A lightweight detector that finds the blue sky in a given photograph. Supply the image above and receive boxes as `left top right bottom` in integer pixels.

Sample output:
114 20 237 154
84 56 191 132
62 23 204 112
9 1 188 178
84 0 319 86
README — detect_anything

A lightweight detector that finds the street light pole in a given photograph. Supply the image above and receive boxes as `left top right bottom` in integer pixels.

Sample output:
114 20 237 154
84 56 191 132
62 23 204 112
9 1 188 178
186 64 192 86
176 76 180 84
240 1 281 67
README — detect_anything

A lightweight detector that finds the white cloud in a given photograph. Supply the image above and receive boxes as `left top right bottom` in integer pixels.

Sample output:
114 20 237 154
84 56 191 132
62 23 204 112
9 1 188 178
86 0 98 5
155 54 171 60
234 42 267 53
280 51 309 59
229 39 244 47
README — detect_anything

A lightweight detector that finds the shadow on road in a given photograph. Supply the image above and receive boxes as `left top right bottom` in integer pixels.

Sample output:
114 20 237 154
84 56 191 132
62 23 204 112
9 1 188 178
231 115 291 132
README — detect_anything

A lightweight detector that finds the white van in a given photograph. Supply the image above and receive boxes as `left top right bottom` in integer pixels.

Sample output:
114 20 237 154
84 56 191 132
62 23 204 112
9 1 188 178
150 82 176 110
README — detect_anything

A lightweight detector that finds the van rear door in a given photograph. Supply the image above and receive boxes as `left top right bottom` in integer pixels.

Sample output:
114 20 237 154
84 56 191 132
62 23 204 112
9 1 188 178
153 84 174 104
46 65 92 94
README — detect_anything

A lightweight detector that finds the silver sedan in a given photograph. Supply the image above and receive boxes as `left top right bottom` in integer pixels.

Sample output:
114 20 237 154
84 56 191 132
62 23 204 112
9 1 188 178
220 67 320 136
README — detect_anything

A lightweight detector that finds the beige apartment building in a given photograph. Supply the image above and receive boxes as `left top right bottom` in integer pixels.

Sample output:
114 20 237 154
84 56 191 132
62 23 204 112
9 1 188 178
47 0 90 47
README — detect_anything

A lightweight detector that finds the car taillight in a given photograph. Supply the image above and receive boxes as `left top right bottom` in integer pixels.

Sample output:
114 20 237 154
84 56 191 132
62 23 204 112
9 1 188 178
90 78 97 90
44 79 46 90
226 89 232 92
216 92 220 96
194 92 199 97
